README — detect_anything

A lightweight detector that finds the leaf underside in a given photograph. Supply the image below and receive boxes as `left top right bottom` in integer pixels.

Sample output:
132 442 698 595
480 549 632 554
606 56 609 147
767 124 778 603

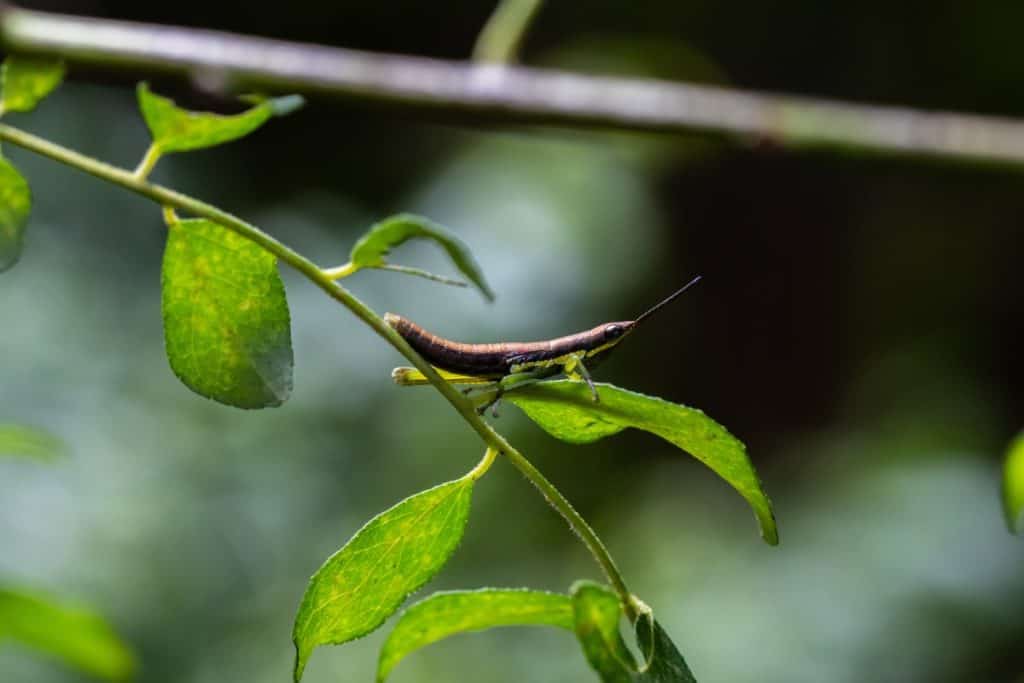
350 213 494 301
161 217 293 408
377 588 574 682
292 477 475 682
572 582 637 683
507 380 778 545
571 581 696 683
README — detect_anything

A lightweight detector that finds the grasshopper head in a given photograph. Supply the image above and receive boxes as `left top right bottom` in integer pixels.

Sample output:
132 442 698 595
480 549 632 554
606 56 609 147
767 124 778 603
600 321 636 345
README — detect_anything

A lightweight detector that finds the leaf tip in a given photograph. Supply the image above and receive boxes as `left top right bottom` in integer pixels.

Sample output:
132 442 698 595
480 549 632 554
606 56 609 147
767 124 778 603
759 506 780 546
270 94 305 117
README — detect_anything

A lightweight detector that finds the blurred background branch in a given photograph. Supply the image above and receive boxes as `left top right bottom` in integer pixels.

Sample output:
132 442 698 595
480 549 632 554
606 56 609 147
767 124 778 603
5 4 1024 166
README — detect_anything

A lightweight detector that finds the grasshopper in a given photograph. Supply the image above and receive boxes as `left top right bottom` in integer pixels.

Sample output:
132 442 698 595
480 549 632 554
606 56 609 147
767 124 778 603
387 276 701 414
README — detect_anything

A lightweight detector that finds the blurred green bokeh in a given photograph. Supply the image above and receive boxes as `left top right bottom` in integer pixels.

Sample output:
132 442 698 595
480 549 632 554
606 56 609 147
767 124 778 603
3 2 1024 681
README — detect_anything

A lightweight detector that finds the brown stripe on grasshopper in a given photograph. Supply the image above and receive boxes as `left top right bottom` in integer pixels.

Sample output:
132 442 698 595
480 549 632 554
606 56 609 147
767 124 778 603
384 313 633 377
384 275 701 414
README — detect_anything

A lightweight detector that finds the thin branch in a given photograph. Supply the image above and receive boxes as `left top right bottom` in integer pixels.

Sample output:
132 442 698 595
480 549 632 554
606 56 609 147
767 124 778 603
0 120 637 620
473 0 545 64
4 6 1024 166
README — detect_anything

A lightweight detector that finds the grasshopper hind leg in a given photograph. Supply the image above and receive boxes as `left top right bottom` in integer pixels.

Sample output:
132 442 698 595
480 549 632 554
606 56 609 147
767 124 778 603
471 368 551 417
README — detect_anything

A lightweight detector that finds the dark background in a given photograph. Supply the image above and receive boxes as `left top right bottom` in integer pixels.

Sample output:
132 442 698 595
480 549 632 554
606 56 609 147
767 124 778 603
2 2 1023 682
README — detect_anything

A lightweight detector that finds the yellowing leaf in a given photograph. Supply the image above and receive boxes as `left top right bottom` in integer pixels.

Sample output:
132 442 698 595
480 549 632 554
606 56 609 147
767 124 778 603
137 83 303 154
161 216 293 408
0 587 135 681
377 589 574 681
292 477 474 681
0 57 64 115
0 155 30 272
507 381 778 545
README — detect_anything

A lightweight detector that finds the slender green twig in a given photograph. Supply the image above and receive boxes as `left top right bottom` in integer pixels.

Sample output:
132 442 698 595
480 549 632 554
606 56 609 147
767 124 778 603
6 5 1024 166
132 143 160 180
0 120 638 619
473 0 545 64
467 446 499 481
322 261 358 280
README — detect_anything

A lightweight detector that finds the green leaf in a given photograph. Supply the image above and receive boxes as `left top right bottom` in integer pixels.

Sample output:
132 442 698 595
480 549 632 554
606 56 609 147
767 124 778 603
1003 430 1024 533
292 477 475 682
572 581 637 683
0 423 64 461
571 582 696 683
0 57 64 115
137 82 303 154
377 589 574 682
0 155 30 273
350 213 494 301
161 216 293 408
506 381 778 545
634 614 697 683
0 587 135 681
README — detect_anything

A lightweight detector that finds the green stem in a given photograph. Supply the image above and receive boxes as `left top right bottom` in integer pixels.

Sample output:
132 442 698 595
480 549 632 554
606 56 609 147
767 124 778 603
322 261 358 280
132 143 161 180
473 0 546 64
467 446 499 481
0 120 637 619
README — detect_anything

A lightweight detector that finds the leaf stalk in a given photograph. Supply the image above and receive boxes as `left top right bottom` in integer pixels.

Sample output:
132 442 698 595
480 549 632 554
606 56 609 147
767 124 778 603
132 142 161 180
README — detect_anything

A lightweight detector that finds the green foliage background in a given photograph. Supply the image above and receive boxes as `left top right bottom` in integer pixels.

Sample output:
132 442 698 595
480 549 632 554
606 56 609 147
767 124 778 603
2 1 1024 681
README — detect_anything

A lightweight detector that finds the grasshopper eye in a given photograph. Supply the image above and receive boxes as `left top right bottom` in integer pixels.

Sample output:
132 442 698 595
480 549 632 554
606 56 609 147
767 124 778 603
604 324 625 339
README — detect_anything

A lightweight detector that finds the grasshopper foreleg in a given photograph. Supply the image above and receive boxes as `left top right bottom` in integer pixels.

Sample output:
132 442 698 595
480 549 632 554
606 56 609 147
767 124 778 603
563 354 599 402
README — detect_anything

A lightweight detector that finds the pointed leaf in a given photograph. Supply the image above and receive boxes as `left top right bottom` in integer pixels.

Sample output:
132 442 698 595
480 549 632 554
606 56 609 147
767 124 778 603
506 381 778 545
634 614 697 683
377 588 574 682
0 57 64 114
0 587 136 681
137 83 303 154
0 423 64 461
0 155 30 272
571 582 696 683
292 477 475 682
161 216 293 408
350 214 494 301
1003 430 1024 533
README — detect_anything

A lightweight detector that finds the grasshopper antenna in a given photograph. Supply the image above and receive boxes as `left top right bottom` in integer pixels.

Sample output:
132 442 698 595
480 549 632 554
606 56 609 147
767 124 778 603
634 275 702 325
